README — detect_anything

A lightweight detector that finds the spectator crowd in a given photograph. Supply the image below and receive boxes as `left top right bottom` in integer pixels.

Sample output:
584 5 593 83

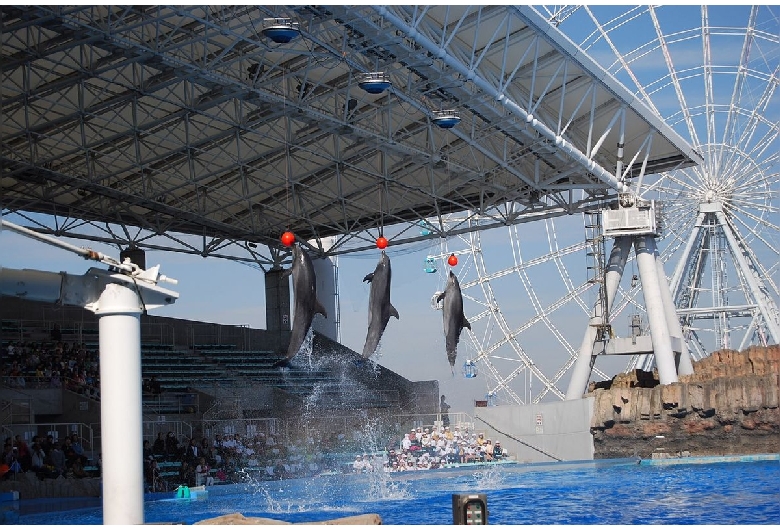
352 425 508 473
142 429 353 492
1 433 97 481
2 339 101 400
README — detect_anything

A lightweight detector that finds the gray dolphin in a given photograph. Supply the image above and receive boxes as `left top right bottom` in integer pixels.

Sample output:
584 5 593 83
273 243 328 368
361 251 399 358
436 270 471 373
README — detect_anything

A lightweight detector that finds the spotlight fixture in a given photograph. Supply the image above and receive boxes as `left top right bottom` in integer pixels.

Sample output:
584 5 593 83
432 109 461 129
358 72 391 94
262 17 300 44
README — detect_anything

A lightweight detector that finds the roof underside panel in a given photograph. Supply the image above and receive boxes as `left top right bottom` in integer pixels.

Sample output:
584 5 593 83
1 5 700 258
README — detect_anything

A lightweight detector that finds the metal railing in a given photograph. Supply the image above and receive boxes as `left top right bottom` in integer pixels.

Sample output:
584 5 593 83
4 422 97 460
142 420 193 446
1 318 177 348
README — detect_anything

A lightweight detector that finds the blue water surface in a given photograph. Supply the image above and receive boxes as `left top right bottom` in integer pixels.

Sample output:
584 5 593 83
14 459 780 525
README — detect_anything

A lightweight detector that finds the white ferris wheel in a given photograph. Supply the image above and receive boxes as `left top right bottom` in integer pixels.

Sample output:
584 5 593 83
426 5 780 405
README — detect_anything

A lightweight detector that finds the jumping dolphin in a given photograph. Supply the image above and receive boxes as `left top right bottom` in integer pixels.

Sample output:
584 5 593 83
273 243 328 368
361 251 399 358
436 270 471 373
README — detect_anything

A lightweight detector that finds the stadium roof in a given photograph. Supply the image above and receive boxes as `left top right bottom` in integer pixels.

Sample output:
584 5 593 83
1 5 701 266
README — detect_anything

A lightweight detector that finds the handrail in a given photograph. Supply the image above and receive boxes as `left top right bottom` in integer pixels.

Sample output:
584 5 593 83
1 317 178 348
4 422 96 460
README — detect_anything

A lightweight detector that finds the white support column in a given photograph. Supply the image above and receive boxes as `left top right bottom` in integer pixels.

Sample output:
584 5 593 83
655 250 694 376
634 236 679 385
566 236 631 400
1 219 178 526
96 283 145 525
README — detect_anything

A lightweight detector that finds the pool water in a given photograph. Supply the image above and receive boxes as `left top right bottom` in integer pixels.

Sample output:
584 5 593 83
14 458 780 525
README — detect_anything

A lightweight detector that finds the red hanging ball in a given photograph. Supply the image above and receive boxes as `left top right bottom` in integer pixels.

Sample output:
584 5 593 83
281 231 295 247
448 253 458 267
376 236 389 249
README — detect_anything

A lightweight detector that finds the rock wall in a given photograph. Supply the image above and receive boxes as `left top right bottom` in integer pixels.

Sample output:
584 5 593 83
589 345 780 459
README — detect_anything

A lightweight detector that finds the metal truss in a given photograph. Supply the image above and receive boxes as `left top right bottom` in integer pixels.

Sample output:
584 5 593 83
1 5 697 267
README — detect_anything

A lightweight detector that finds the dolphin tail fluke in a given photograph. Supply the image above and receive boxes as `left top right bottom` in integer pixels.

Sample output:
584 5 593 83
363 272 374 283
390 304 399 319
315 299 328 318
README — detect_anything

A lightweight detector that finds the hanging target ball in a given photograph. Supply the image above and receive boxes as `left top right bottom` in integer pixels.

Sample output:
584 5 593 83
376 236 388 249
281 231 295 247
448 253 458 266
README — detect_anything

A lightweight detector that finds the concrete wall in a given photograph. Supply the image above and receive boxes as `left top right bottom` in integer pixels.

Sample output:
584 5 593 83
0 387 62 416
472 398 595 463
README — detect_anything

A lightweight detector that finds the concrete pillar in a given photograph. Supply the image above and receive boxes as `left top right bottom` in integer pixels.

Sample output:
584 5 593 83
634 236 678 385
655 250 694 376
265 268 291 333
566 236 631 400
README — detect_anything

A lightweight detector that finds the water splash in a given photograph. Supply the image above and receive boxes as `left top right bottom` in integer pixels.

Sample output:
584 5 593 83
472 464 507 490
363 469 412 501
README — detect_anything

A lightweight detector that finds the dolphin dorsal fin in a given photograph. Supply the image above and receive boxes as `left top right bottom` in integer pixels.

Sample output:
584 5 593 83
390 304 399 319
363 272 374 283
315 299 328 318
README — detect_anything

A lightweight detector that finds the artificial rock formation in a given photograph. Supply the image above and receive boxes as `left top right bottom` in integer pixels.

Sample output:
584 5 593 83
589 345 780 459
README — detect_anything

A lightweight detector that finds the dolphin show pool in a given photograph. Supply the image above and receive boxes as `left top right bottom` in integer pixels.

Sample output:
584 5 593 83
11 457 780 525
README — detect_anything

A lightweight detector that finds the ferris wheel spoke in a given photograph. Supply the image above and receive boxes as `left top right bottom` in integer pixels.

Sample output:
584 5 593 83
649 6 701 147
581 6 660 115
720 7 758 157
734 67 780 148
728 215 780 295
544 219 591 313
701 6 717 157
728 180 780 211
729 203 780 247
747 115 780 161
648 166 703 194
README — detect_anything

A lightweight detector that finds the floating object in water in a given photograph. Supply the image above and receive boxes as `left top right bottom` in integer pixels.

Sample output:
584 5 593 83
174 484 208 500
175 485 190 499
